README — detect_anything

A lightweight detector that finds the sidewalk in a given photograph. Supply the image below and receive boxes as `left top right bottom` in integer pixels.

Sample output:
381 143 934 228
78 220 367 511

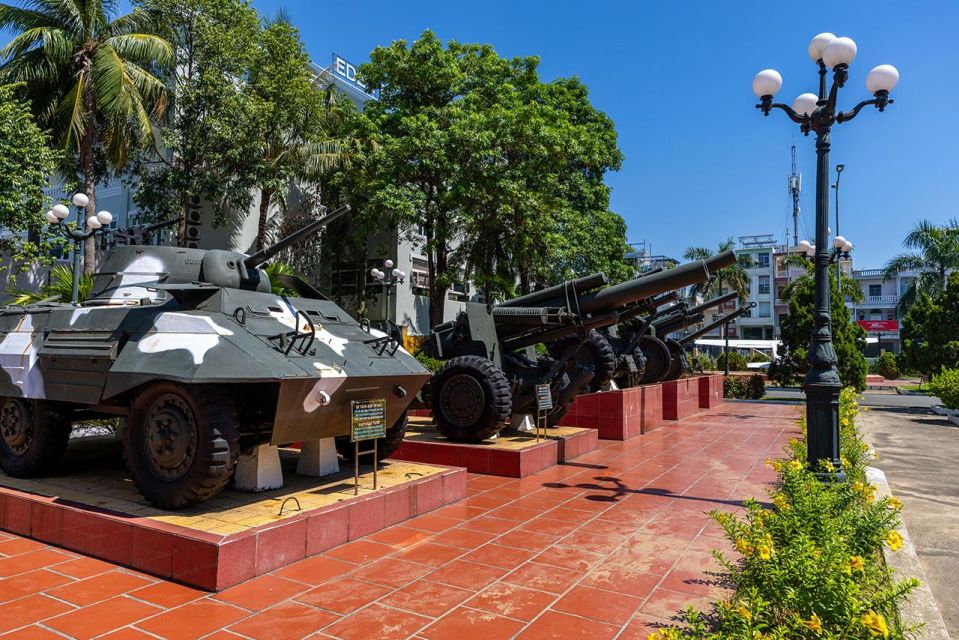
0 403 799 640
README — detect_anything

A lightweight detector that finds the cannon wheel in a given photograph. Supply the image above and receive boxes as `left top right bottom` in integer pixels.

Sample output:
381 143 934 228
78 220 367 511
124 383 239 510
336 410 409 462
0 398 71 478
613 346 648 389
663 339 685 381
550 330 617 392
638 335 673 383
432 356 511 443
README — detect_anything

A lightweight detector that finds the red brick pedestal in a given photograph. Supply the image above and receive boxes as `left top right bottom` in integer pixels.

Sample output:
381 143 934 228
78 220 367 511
662 377 701 420
393 420 598 477
699 373 725 409
559 386 664 439
0 461 465 591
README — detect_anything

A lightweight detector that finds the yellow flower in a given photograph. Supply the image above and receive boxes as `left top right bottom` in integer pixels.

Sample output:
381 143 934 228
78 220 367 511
737 604 751 620
773 494 789 511
757 543 773 561
788 460 803 472
764 458 775 469
852 481 865 493
849 555 865 572
735 538 752 556
646 633 661 640
889 496 902 510
821 459 836 473
861 610 889 638
862 484 877 504
840 455 850 468
860 441 870 452
802 613 823 634
885 530 903 551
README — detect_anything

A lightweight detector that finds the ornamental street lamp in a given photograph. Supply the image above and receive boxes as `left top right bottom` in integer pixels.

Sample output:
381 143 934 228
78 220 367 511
753 33 898 479
369 259 406 328
832 163 845 282
46 193 113 305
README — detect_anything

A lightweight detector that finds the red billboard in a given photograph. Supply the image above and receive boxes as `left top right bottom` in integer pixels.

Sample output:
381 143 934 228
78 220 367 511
856 320 899 332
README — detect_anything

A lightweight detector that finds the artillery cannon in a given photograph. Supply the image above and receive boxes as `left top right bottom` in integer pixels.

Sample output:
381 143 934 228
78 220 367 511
0 205 432 510
659 301 758 381
422 249 737 442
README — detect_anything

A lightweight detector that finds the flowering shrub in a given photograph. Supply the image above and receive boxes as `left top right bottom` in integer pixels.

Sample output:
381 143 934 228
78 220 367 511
929 367 959 410
655 389 919 640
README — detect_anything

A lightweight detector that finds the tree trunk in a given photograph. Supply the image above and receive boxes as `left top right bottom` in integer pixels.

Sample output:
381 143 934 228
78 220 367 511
80 120 97 275
177 193 189 247
255 186 274 251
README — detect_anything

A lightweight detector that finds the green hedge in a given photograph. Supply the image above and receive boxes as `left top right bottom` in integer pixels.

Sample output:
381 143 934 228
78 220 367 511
723 374 765 400
930 368 959 410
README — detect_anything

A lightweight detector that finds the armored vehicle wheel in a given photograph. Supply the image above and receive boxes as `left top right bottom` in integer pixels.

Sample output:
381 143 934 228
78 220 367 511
336 410 409 462
550 331 617 392
638 335 672 384
613 346 649 389
432 356 511 443
0 398 71 478
124 383 239 510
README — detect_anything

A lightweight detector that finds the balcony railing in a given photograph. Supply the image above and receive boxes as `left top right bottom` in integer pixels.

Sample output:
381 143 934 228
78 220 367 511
854 269 885 277
861 294 899 304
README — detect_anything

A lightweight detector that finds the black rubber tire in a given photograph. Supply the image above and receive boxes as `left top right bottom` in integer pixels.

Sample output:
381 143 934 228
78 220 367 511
0 398 71 478
664 339 685 381
336 410 409 462
550 331 617 392
431 356 512 443
638 335 673 384
124 383 239 510
613 345 649 389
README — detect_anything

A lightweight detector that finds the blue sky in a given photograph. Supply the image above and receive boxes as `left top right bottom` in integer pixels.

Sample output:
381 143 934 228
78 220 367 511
249 0 958 269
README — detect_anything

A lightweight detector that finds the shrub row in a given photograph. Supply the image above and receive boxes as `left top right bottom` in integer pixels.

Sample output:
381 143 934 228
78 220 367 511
723 374 766 400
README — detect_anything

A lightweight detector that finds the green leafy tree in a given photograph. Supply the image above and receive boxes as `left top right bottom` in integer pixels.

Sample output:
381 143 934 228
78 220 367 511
0 0 171 272
248 16 357 251
0 84 61 273
132 0 263 244
773 264 868 390
683 238 752 300
899 272 959 377
357 31 630 325
883 218 959 314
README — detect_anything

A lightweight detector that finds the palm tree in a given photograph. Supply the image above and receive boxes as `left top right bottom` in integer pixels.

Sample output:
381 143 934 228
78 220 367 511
250 19 358 251
683 238 752 300
883 219 959 313
0 0 171 273
8 264 93 304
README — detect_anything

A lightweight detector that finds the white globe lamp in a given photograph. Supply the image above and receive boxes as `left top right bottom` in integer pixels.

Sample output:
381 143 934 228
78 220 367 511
752 69 783 98
866 65 899 94
72 193 89 208
822 36 857 68
95 210 113 226
792 93 819 117
807 32 837 62
52 203 70 220
86 216 102 230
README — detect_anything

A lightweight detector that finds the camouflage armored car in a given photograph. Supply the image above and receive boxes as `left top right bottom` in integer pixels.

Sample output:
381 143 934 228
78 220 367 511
0 206 431 509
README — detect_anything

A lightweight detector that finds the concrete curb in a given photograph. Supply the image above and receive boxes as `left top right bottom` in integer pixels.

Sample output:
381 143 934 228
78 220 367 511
866 466 951 640
725 398 803 406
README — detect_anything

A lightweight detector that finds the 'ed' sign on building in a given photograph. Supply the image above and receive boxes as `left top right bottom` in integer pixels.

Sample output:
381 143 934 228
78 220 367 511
331 53 378 99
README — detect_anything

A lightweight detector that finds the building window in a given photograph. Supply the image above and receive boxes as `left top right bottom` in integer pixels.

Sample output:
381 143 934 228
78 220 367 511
887 311 895 320
758 302 771 317
869 284 882 297
758 275 770 295
757 252 770 268
410 258 430 291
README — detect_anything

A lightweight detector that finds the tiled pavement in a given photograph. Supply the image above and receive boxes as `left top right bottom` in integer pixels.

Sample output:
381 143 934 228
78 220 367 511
0 403 799 640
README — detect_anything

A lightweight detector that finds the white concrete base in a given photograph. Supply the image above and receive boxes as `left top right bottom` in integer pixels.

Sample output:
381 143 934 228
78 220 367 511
296 437 340 476
234 444 284 492
510 413 536 433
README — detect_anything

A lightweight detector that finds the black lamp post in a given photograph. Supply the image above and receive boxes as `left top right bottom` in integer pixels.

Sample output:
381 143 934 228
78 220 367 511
832 163 845 282
45 193 113 305
752 33 898 479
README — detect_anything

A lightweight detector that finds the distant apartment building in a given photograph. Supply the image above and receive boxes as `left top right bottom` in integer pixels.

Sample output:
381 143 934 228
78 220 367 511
848 267 914 355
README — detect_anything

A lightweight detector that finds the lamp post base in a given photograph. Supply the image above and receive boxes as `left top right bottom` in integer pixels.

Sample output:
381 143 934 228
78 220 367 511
803 378 845 481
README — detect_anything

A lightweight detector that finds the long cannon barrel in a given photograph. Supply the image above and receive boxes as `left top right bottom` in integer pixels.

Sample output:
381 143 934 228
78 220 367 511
244 204 351 269
652 290 740 335
617 290 681 323
678 302 757 345
499 273 608 309
574 249 737 315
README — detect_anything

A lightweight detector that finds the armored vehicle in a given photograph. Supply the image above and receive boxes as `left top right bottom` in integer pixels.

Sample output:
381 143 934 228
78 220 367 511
0 205 431 509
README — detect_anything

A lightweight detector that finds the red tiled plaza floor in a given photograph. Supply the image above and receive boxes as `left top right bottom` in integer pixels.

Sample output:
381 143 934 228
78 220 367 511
0 403 799 639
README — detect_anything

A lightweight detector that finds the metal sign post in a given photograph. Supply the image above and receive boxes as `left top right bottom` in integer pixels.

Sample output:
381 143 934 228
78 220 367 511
534 384 553 442
350 399 387 495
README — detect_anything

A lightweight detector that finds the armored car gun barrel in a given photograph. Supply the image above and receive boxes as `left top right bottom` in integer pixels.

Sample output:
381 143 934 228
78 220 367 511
0 204 433 510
